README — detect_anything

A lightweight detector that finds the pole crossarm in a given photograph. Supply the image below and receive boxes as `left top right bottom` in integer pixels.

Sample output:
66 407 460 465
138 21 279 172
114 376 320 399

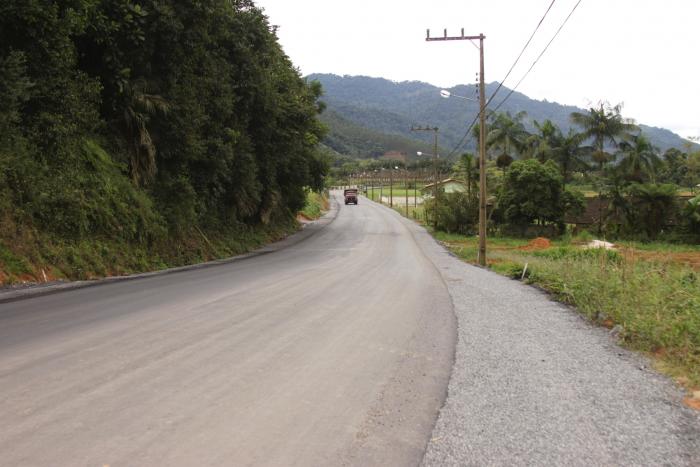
426 29 484 42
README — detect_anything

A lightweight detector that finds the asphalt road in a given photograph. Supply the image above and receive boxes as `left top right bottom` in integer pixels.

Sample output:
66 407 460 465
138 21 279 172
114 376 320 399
4 191 700 466
0 192 456 466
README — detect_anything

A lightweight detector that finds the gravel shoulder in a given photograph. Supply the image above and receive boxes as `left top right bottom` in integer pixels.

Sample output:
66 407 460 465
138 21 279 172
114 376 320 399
388 208 700 466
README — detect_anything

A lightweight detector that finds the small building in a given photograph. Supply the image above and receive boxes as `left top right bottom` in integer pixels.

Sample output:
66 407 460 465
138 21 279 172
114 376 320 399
422 178 467 195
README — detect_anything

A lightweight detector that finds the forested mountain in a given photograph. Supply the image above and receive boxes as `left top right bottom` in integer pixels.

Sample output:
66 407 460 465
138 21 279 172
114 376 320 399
0 1 328 282
320 111 441 157
310 73 692 159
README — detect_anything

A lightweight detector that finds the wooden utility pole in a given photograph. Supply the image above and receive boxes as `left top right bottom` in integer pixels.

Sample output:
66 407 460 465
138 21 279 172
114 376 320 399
411 126 440 230
426 29 487 266
405 168 409 217
389 168 393 207
413 172 417 208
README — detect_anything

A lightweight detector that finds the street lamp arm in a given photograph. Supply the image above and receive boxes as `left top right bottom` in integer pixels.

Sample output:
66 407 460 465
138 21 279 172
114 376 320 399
440 89 477 102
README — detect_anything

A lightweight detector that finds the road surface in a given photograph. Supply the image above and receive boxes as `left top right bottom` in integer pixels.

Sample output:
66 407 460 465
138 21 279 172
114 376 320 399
3 191 699 466
0 192 456 466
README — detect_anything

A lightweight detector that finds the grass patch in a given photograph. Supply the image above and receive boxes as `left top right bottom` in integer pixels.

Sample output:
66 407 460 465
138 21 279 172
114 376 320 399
366 186 422 201
0 215 298 285
0 242 33 276
616 241 700 253
300 190 328 220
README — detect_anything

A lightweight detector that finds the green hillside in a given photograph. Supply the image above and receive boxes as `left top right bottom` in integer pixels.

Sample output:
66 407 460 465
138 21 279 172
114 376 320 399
0 1 327 284
309 73 695 157
320 111 444 158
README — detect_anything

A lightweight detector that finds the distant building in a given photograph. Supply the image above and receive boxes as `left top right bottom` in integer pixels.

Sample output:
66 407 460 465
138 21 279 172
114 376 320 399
422 178 467 195
381 150 408 164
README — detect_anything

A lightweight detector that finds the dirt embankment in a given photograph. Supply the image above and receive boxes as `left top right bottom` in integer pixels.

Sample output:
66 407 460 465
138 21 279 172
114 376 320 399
518 237 552 251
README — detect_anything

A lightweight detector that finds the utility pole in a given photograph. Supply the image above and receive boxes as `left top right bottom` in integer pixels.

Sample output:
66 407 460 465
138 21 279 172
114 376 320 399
413 171 417 208
379 171 383 203
389 168 394 207
426 28 487 266
411 126 439 230
405 168 409 217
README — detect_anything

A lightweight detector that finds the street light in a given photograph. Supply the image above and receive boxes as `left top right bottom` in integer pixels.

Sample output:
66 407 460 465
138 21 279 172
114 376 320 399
389 166 399 208
440 89 477 101
411 126 440 230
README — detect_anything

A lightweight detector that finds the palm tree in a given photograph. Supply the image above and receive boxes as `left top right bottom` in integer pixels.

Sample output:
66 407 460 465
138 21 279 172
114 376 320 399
617 133 661 182
486 111 530 162
570 102 637 233
119 79 170 186
527 119 560 162
570 102 638 172
552 130 589 188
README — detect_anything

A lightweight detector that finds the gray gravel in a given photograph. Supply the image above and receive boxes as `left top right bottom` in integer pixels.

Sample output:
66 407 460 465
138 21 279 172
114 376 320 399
402 221 700 466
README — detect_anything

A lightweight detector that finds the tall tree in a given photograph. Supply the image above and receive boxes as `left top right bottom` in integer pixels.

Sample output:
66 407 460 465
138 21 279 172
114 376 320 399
570 102 637 171
553 130 589 188
658 148 688 186
497 159 566 232
527 119 560 162
486 111 530 162
570 102 637 233
617 133 660 183
455 152 478 198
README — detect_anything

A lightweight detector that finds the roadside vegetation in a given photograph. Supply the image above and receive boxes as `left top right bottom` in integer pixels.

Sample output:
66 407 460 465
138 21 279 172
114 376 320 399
300 190 330 220
0 1 329 285
336 103 700 399
434 232 700 389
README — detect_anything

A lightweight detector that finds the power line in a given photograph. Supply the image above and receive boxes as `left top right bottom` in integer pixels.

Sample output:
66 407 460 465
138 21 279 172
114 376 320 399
492 0 583 113
485 0 556 106
444 0 559 157
446 114 479 158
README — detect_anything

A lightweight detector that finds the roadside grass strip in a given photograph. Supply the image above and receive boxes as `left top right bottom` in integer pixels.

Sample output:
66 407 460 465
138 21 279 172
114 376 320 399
434 232 700 394
300 191 329 220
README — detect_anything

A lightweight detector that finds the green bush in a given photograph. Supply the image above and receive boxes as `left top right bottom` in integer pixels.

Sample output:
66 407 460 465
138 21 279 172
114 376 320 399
682 195 700 236
300 190 326 219
497 159 566 232
425 191 478 234
24 139 166 243
623 183 678 239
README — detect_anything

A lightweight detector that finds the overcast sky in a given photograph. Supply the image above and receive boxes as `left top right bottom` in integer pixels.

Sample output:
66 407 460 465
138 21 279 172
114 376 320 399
255 0 699 140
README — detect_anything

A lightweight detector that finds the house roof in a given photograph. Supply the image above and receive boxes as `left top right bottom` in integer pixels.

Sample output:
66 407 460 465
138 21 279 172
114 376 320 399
422 178 465 189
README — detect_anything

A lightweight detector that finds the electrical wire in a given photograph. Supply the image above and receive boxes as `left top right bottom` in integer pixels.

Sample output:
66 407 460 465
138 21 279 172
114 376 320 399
492 0 583 113
445 0 559 157
485 0 556 107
